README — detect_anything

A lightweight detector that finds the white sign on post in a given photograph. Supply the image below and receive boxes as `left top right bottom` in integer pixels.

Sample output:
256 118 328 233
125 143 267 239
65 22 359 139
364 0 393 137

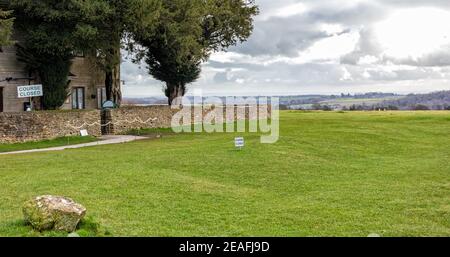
235 137 245 149
80 129 89 137
17 84 43 98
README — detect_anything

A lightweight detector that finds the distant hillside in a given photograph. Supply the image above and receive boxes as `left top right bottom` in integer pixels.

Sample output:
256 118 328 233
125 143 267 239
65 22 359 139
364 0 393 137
278 92 403 110
285 91 450 111
122 91 450 111
382 91 450 110
122 97 167 106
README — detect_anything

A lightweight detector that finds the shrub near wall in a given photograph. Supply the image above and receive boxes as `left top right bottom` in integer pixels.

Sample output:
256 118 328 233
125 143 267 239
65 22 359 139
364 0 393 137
0 110 101 143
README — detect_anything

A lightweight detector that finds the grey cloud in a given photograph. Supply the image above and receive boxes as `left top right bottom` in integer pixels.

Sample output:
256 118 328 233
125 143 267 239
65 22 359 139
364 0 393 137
379 0 450 8
121 0 450 97
206 60 267 72
389 47 450 67
232 1 389 58
343 64 447 82
340 28 383 65
213 69 233 83
304 2 387 25
231 15 332 57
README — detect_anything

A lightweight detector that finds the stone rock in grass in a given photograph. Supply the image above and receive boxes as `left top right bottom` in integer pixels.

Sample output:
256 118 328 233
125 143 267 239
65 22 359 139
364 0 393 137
68 232 81 237
23 195 86 233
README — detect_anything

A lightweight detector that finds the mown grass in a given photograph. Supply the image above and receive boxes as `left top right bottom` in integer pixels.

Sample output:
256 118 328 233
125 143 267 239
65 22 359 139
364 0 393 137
0 111 449 237
127 127 176 137
0 136 98 153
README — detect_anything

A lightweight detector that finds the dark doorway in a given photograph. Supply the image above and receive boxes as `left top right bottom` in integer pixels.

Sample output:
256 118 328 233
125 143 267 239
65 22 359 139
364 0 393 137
0 87 3 112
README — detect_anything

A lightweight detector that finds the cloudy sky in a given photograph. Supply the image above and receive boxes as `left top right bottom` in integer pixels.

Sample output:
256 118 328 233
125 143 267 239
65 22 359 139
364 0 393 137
122 0 450 97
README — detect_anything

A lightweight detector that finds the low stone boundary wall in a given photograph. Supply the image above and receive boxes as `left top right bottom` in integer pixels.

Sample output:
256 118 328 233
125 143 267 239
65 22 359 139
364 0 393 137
108 105 272 134
0 105 272 143
107 106 178 135
0 110 101 143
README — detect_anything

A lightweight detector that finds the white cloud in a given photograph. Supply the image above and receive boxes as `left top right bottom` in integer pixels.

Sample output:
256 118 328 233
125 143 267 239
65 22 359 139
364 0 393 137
340 67 353 81
272 3 309 19
258 1 308 21
374 8 450 59
293 30 360 64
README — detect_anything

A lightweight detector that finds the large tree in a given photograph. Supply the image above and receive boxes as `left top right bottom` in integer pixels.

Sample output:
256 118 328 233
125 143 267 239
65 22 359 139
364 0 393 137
135 0 204 106
10 0 100 109
78 0 160 106
133 0 259 105
10 0 160 108
0 8 14 49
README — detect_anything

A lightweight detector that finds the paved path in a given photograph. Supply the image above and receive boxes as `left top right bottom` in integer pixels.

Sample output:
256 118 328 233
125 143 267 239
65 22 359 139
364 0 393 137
0 135 148 156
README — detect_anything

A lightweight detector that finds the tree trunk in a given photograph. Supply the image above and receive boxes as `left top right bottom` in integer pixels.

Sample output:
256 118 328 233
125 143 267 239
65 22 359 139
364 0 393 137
104 37 122 106
112 63 122 106
167 83 185 107
105 70 113 101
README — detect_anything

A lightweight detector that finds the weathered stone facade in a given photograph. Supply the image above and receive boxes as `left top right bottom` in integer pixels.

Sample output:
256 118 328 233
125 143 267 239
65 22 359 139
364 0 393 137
0 30 105 113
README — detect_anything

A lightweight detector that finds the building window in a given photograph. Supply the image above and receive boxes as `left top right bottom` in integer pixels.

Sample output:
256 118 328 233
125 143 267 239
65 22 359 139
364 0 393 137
72 87 85 109
97 87 107 109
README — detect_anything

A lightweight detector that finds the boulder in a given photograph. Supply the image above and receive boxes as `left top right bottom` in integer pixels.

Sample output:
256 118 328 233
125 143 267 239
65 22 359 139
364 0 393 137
23 195 86 233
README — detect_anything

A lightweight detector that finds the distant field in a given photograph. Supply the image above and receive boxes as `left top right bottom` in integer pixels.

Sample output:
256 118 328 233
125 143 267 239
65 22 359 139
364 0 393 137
319 97 403 107
0 111 449 236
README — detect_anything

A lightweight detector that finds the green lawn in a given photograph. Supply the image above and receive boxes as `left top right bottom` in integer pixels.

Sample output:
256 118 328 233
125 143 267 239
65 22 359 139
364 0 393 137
0 136 98 153
0 111 449 236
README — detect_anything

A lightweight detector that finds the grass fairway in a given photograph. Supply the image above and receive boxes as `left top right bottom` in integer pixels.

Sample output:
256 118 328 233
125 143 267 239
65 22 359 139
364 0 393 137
0 136 98 153
0 111 449 237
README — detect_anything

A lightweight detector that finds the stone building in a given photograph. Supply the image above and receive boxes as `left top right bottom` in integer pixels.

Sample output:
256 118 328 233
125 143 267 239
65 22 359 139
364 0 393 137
0 32 107 113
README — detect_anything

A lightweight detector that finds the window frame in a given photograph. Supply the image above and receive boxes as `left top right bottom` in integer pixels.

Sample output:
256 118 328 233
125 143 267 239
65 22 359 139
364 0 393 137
97 87 107 109
72 87 85 110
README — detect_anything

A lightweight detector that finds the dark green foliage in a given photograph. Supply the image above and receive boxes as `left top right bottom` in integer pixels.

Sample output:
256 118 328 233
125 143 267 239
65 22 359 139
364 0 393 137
75 0 160 106
15 43 72 109
414 104 430 111
15 44 39 71
136 0 203 104
7 0 257 106
39 57 72 109
387 105 399 111
8 0 161 107
0 8 14 48
134 0 259 105
9 0 91 109
201 0 259 53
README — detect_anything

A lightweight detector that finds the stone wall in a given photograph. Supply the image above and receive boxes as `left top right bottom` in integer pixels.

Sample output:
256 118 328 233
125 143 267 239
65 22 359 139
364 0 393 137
108 105 272 135
0 105 272 143
0 110 101 143
107 106 178 134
